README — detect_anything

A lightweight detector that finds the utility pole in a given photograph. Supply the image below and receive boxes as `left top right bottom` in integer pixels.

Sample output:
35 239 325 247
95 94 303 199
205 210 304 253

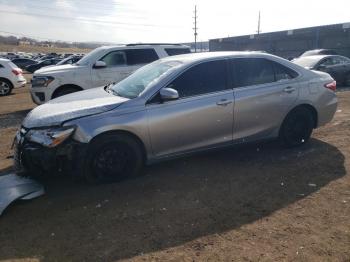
193 5 198 52
257 10 261 35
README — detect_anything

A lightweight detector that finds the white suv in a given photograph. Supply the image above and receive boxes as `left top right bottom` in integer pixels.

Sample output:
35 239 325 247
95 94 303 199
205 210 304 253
30 44 190 104
0 58 26 96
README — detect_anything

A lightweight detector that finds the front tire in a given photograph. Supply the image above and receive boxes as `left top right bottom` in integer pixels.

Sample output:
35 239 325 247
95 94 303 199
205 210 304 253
52 87 81 99
84 133 144 184
0 79 13 96
279 107 314 148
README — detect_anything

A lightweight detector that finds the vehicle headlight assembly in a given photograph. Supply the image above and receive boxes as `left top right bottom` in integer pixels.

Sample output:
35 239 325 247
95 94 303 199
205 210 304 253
31 76 54 88
25 126 75 148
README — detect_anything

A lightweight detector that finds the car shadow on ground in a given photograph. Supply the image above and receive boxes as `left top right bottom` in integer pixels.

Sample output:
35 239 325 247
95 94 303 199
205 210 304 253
0 138 346 261
337 85 350 92
0 109 31 129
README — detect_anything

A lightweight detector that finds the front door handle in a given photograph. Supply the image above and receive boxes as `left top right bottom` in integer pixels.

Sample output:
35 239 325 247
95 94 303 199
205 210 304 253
284 86 296 93
216 99 232 106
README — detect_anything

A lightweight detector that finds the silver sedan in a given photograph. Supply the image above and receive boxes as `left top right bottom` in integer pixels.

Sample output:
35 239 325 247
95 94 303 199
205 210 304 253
15 52 338 183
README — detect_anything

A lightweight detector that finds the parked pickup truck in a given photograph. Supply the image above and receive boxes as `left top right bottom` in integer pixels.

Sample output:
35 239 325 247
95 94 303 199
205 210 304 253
30 44 190 104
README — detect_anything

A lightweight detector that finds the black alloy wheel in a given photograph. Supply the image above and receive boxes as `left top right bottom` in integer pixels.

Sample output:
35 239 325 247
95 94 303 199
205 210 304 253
85 133 143 184
279 107 314 147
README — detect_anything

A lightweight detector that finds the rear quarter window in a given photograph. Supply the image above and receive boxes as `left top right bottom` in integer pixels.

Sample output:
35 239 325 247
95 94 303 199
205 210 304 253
165 48 191 56
125 49 159 65
8 61 18 69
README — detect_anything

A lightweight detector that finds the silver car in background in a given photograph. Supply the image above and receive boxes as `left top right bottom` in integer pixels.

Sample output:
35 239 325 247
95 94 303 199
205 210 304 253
14 52 337 183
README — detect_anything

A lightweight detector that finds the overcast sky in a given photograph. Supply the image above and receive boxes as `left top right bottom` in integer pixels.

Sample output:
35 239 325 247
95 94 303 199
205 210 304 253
0 0 349 43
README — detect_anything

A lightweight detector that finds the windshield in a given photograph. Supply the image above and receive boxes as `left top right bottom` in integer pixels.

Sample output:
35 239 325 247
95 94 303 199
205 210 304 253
293 56 321 68
57 57 70 65
110 60 183 99
300 50 319 57
76 47 104 66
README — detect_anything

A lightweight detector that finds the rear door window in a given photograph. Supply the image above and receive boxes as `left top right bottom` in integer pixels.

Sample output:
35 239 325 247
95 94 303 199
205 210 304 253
168 60 228 98
125 49 159 65
165 48 191 56
337 56 350 64
232 58 275 87
332 56 350 65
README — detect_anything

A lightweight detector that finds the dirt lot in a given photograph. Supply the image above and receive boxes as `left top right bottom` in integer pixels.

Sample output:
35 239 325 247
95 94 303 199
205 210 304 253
0 79 349 262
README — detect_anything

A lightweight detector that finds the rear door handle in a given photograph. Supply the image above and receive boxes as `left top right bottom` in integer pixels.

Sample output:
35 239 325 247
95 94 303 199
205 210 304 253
284 86 296 93
216 99 232 106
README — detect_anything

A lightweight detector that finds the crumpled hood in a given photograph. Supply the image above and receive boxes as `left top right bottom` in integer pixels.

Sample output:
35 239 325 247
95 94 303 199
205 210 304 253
35 64 83 75
23 87 128 128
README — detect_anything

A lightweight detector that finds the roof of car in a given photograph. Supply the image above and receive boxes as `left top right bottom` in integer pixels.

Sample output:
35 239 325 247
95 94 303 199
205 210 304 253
160 51 277 64
12 58 34 61
301 49 337 56
295 54 342 62
97 44 190 50
304 49 330 52
0 58 11 63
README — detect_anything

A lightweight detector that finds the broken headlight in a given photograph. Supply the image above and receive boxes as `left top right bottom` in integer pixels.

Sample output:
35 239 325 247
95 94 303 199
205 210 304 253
25 126 75 148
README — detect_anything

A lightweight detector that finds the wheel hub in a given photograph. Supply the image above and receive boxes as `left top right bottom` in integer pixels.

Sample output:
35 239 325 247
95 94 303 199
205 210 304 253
0 81 10 95
93 144 131 180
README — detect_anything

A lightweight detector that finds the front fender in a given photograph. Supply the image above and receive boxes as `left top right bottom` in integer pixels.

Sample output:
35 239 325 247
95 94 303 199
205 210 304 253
67 107 153 158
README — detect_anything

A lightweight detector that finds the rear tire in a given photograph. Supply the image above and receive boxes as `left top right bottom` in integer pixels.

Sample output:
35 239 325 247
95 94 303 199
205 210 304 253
279 107 314 148
52 86 81 99
84 133 144 184
0 79 13 96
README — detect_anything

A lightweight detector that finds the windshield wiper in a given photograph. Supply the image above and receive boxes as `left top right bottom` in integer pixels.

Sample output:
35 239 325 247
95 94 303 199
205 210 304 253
105 83 122 97
110 89 121 97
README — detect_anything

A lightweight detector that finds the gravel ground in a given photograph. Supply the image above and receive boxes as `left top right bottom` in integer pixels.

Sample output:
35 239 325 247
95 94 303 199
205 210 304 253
0 80 349 262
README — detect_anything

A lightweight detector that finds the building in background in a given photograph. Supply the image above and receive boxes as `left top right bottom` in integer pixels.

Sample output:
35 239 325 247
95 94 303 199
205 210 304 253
209 22 350 59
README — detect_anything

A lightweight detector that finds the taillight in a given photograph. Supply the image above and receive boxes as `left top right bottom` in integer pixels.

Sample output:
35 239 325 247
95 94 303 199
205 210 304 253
12 68 23 76
324 80 336 91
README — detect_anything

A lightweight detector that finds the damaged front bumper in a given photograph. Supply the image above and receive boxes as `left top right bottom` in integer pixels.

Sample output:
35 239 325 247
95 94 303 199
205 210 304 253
13 127 87 177
0 173 45 215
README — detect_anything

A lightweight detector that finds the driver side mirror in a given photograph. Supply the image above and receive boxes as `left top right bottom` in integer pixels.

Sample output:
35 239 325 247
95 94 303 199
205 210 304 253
160 87 179 101
93 61 107 69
